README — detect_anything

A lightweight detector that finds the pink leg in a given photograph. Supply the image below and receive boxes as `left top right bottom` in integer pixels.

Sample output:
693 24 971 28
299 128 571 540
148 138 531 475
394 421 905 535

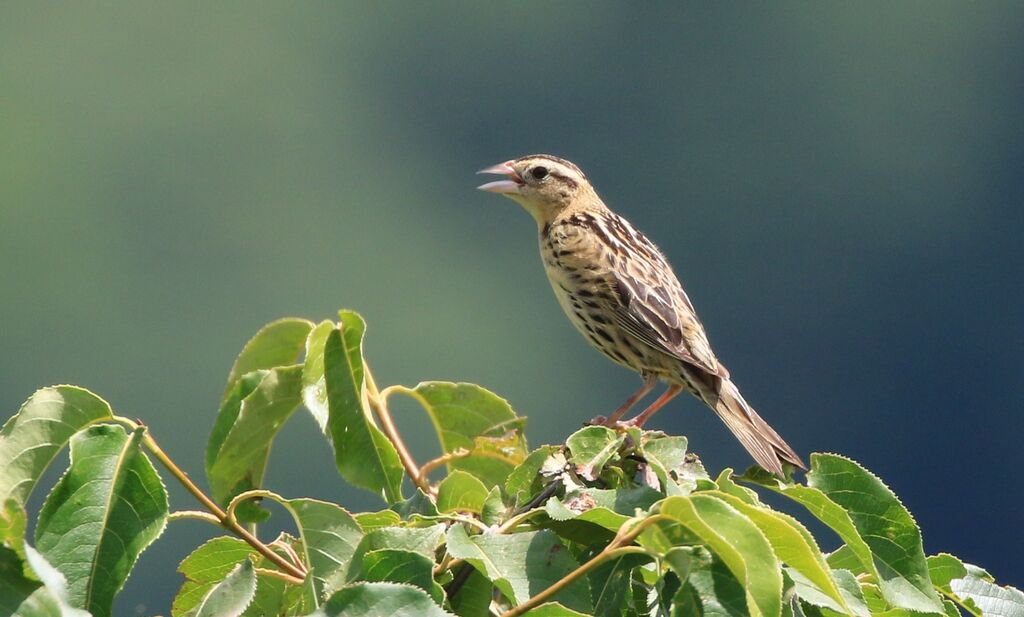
619 384 683 428
588 374 658 426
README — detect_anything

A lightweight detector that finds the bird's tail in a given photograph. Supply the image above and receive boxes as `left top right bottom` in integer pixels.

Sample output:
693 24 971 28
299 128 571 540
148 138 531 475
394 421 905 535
708 379 805 477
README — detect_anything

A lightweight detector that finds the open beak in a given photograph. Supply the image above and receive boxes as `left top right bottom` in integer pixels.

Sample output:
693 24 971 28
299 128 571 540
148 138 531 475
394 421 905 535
477 160 523 194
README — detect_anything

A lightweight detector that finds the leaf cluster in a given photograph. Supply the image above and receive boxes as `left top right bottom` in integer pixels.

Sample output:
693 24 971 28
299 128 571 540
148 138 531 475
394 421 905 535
0 309 1019 616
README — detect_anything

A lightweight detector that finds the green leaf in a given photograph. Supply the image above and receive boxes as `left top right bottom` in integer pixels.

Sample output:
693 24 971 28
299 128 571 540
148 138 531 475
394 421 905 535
0 545 92 617
314 582 454 616
0 386 113 507
34 424 168 617
806 454 944 613
446 525 592 613
788 567 869 617
353 510 402 531
449 569 492 617
223 318 313 402
320 312 404 503
927 553 969 595
436 471 489 515
505 446 559 508
284 498 364 599
391 489 440 519
395 382 528 489
642 434 691 495
206 366 304 514
480 486 508 526
357 549 442 602
708 491 850 614
674 555 750 617
173 537 258 617
194 560 257 617
301 320 335 432
357 524 446 560
645 495 782 617
565 426 624 481
1 498 29 561
949 576 1024 617
589 553 651 617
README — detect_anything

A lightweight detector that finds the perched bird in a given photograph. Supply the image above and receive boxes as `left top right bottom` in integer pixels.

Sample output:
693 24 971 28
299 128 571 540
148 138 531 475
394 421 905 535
478 155 805 476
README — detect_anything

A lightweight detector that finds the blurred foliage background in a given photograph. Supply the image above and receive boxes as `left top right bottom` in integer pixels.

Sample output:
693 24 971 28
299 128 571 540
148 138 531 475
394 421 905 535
2 3 1022 613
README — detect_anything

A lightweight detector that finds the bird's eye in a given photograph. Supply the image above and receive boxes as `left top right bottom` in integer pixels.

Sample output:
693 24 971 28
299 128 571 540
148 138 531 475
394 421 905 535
531 166 549 180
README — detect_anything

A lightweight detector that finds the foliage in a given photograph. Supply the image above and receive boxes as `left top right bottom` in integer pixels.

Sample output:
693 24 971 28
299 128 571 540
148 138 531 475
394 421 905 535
0 309 1017 616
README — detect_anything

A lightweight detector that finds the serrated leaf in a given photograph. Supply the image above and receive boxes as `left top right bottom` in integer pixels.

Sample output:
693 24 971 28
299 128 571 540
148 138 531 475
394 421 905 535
314 581 454 616
506 446 559 508
318 312 404 503
566 426 624 481
173 537 258 617
284 498 364 599
194 560 257 617
395 382 527 489
206 366 304 515
644 495 782 617
589 553 651 617
788 567 869 617
0 386 113 507
446 525 592 613
437 471 489 515
950 576 1024 617
354 523 446 574
708 491 850 614
34 424 168 617
927 553 969 595
223 318 313 403
358 549 442 602
806 454 943 614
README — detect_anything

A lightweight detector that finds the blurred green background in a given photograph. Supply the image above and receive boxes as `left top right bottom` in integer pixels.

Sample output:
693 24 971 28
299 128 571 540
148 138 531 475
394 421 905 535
2 3 1022 613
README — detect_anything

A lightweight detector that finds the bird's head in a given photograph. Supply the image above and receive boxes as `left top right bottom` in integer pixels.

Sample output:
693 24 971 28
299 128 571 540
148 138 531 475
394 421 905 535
477 155 595 224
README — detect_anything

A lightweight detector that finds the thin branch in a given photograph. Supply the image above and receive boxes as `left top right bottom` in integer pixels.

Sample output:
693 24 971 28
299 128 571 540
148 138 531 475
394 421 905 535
136 425 308 581
255 566 305 586
499 515 668 617
420 448 471 478
364 368 432 495
167 510 222 525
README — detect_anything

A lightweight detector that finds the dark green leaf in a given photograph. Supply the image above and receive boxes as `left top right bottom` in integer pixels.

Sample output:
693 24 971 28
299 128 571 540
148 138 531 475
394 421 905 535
315 581 454 616
358 549 442 602
449 568 492 617
437 471 489 515
223 318 312 403
677 555 750 617
320 312 404 503
0 386 113 507
34 424 168 617
807 454 943 614
206 366 304 514
394 382 527 489
194 560 257 617
505 446 559 508
589 553 651 617
446 525 592 613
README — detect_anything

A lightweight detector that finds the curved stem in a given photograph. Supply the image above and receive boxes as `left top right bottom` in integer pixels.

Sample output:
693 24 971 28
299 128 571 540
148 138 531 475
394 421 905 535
364 369 432 495
420 448 470 479
137 427 307 580
255 567 305 585
168 510 222 525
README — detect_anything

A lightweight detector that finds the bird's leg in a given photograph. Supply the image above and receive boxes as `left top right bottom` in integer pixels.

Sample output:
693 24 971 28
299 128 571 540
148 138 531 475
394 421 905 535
617 384 684 428
588 374 658 426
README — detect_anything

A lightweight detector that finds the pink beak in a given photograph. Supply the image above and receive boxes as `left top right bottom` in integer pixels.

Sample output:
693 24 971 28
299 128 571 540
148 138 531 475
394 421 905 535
477 160 523 194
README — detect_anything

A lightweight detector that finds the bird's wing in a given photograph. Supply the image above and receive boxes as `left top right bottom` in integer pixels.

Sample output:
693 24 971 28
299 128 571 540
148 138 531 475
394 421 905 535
609 255 728 379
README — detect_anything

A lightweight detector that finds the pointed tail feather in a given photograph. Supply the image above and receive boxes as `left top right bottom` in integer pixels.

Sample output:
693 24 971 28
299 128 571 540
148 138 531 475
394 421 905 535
709 379 805 477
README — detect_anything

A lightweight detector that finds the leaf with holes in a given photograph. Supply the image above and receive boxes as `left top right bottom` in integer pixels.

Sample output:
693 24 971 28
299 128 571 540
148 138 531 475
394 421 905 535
34 424 168 617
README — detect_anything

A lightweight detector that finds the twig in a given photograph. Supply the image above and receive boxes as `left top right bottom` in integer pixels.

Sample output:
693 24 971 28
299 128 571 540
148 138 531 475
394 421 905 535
499 516 667 617
134 423 308 581
420 448 471 478
364 369 432 495
167 510 222 525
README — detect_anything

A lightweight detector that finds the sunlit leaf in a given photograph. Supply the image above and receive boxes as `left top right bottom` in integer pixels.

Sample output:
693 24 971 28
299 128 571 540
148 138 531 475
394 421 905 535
315 312 404 502
437 470 489 515
394 382 527 488
34 424 168 617
0 386 113 507
807 454 944 614
446 524 592 613
565 426 624 481
173 537 258 617
223 318 313 403
950 575 1024 617
206 365 304 518
314 581 454 616
357 548 442 602
194 560 257 617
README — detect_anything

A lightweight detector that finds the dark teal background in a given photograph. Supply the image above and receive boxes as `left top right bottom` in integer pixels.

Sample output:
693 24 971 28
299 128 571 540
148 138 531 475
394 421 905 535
2 4 1022 613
